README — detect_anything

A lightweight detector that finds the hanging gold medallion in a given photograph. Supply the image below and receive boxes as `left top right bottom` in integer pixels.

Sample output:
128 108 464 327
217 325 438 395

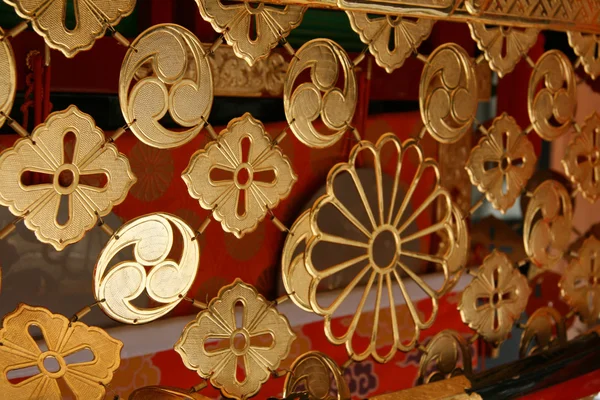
283 39 357 149
420 43 478 144
519 307 566 359
437 204 469 289
567 32 600 80
130 386 212 400
459 250 531 345
466 113 537 213
562 112 600 203
94 213 200 325
175 280 296 400
0 304 122 400
283 351 350 400
346 12 434 73
304 134 465 361
183 113 296 238
4 0 136 58
0 106 136 250
417 330 472 385
0 27 17 129
119 24 213 149
527 50 577 141
468 23 538 77
195 0 305 66
560 235 600 325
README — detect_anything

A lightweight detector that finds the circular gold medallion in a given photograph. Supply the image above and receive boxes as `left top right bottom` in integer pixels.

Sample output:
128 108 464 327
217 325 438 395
519 307 566 358
0 27 16 129
418 330 472 385
283 351 350 400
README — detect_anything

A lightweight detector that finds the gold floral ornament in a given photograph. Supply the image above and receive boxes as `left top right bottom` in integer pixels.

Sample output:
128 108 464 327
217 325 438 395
0 304 122 399
4 0 135 58
283 39 357 149
417 330 472 385
459 250 531 345
283 351 350 400
183 113 296 238
94 213 200 325
175 280 296 400
567 32 600 80
468 23 538 77
519 307 566 358
0 27 17 129
0 106 136 250
523 180 573 270
419 43 478 144
119 24 213 149
528 50 577 141
466 113 537 213
346 12 434 73
304 133 465 362
195 0 305 66
562 112 600 203
559 235 600 325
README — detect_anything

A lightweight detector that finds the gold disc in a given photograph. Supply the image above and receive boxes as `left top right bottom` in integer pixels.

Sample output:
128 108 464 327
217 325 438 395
417 330 472 385
94 213 200 325
519 306 566 358
283 351 350 400
0 27 16 129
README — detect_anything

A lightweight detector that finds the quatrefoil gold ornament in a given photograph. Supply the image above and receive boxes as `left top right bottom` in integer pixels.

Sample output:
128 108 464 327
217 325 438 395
195 0 305 66
568 32 600 80
183 113 296 238
4 0 136 58
175 280 296 400
0 27 17 129
519 307 566 359
283 351 350 400
346 12 434 73
459 250 531 345
468 23 538 77
0 106 136 250
0 304 122 400
417 330 472 385
466 113 537 213
119 24 214 149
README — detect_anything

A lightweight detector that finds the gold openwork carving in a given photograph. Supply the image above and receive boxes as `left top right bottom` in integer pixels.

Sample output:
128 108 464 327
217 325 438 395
183 113 296 238
119 24 213 149
346 12 434 73
459 250 531 345
523 180 572 270
466 113 537 213
4 0 136 58
283 351 350 400
283 39 357 149
0 304 122 399
519 307 566 358
0 106 136 250
175 280 296 400
528 50 577 141
94 213 200 325
417 330 472 385
562 112 600 203
304 134 465 361
0 27 16 129
560 235 600 325
195 0 305 66
468 23 538 77
568 32 600 80
419 43 478 144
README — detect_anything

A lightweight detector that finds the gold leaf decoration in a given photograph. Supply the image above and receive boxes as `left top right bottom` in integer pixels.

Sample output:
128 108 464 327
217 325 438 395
417 330 472 385
519 307 566 358
283 351 350 400
567 32 600 80
0 27 16 129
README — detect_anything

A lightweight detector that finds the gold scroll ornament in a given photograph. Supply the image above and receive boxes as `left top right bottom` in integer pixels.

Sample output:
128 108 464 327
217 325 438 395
419 43 478 144
0 304 122 400
459 250 531 345
0 106 136 250
417 330 472 385
519 306 566 358
0 27 17 129
94 213 200 325
195 0 305 66
283 38 357 149
175 280 296 400
346 12 434 73
466 113 537 213
281 210 313 312
283 351 350 400
183 113 296 238
568 32 600 80
523 180 573 270
119 24 213 149
528 50 577 141
4 0 135 58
